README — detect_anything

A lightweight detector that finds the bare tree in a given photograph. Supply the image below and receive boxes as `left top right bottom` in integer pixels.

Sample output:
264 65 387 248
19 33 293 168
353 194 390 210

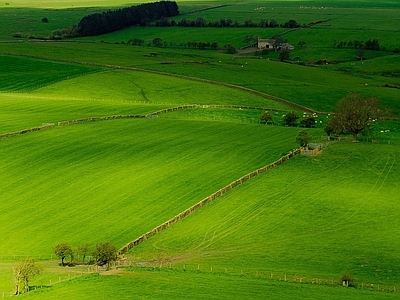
13 259 42 295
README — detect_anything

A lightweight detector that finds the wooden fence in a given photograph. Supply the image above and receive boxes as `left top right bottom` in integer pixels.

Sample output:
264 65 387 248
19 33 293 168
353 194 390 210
118 149 301 255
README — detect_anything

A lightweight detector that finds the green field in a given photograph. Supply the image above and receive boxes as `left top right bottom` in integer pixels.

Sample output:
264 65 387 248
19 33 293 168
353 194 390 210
0 119 302 256
1 0 400 299
131 142 400 285
17 270 400 300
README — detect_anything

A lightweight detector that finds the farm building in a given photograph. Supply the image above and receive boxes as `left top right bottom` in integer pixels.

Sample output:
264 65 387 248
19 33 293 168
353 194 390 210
258 38 294 50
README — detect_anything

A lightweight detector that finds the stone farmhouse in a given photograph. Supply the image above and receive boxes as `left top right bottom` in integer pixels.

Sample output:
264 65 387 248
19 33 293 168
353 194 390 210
257 38 294 51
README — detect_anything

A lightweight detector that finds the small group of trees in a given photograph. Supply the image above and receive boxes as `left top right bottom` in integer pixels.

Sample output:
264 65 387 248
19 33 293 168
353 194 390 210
12 242 117 295
53 242 117 268
333 39 380 51
260 111 316 128
152 18 300 28
125 37 219 50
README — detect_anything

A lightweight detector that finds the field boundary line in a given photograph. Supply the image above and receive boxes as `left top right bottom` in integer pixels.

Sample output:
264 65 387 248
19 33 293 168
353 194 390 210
0 104 286 139
0 51 322 114
0 124 54 139
118 148 301 255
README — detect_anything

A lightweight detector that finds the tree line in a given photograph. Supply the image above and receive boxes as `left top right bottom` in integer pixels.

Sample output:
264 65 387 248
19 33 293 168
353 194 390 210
152 17 300 28
77 1 179 37
333 39 381 51
124 37 220 50
53 242 117 268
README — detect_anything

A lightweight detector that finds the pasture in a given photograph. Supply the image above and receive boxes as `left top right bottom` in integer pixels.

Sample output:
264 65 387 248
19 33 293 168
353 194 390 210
131 142 400 286
0 118 301 256
0 0 400 299
16 270 400 300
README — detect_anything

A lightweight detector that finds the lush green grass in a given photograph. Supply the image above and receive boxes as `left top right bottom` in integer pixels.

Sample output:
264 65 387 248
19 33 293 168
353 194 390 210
0 54 100 92
0 93 171 134
16 269 400 300
0 1 399 298
129 141 400 286
1 58 293 133
1 1 399 116
158 107 333 129
2 41 399 116
32 68 293 109
0 118 300 256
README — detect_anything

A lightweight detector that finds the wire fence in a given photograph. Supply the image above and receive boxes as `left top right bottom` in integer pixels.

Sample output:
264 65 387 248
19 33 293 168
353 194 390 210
118 261 400 294
0 263 99 298
1 258 399 297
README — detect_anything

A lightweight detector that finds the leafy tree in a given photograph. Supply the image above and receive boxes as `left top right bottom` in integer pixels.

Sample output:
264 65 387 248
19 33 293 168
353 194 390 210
283 111 299 127
365 39 380 50
152 37 163 47
224 44 236 54
77 243 91 263
300 117 316 128
284 19 299 28
295 130 312 148
324 122 335 137
272 35 284 51
93 242 118 268
54 243 73 266
260 111 273 124
41 17 49 23
356 48 365 60
243 19 253 27
13 259 42 295
327 93 383 142
279 49 290 61
269 19 278 27
210 41 219 50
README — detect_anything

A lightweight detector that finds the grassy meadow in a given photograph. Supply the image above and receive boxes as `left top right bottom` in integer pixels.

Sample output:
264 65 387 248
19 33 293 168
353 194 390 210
131 142 400 284
17 270 400 300
0 119 301 256
0 0 400 299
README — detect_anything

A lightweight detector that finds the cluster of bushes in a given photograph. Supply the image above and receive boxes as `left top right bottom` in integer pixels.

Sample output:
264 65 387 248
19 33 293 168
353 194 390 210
152 17 300 28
